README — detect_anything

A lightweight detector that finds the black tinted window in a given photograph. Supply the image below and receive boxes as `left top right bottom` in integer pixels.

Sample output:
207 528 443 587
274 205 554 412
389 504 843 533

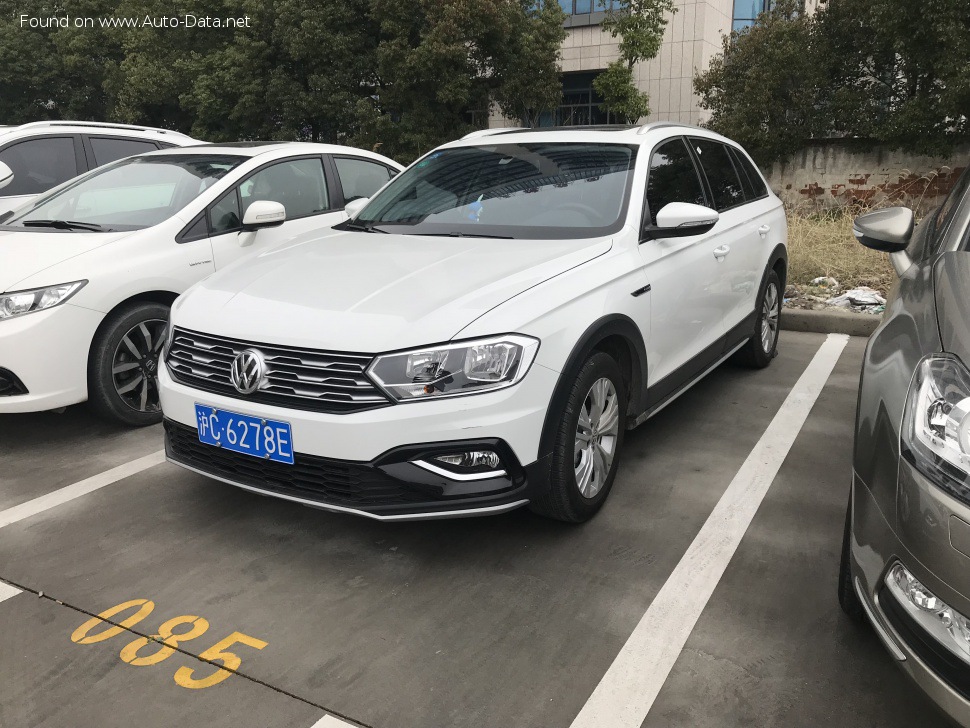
646 138 707 226
89 137 159 166
728 146 767 200
240 158 329 219
0 137 78 196
334 157 393 202
936 167 970 241
692 139 745 211
210 190 241 234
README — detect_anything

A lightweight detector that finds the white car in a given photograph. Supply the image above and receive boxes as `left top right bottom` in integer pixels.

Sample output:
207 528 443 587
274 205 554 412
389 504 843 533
159 124 788 522
0 142 403 424
0 121 198 214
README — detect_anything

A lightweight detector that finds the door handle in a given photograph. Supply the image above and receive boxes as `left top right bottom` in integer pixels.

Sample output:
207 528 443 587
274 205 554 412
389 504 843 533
713 245 730 260
758 224 771 238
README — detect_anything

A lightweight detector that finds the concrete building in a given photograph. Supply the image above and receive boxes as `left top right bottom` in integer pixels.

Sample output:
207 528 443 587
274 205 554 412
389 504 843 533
491 0 822 128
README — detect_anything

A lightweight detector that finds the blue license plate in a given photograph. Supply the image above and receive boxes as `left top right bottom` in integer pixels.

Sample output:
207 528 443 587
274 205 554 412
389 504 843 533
195 404 294 465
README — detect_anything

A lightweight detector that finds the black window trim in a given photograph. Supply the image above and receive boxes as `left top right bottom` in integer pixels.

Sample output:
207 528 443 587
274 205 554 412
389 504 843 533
727 144 770 204
328 153 399 211
686 136 757 214
641 134 711 235
81 134 163 169
0 133 86 196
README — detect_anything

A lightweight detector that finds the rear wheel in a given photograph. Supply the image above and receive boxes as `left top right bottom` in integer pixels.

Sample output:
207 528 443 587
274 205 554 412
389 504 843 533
530 352 626 523
736 269 781 368
838 495 866 623
88 302 169 427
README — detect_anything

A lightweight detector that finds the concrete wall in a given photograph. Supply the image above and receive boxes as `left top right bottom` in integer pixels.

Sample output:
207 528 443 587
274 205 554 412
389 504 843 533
766 140 970 213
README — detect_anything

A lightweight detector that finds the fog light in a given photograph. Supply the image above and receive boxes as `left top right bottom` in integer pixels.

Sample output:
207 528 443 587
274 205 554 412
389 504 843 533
885 563 970 663
413 450 506 481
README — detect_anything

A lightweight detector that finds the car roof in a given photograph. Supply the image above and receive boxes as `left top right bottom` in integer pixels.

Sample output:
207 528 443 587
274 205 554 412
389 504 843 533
447 122 738 149
0 121 196 143
134 141 403 167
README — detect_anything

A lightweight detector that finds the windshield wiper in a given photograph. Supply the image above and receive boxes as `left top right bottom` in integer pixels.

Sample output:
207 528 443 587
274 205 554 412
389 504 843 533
335 220 389 234
22 219 105 232
413 231 514 239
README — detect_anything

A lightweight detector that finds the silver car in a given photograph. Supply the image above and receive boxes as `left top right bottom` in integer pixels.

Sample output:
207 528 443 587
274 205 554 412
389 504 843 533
841 166 970 725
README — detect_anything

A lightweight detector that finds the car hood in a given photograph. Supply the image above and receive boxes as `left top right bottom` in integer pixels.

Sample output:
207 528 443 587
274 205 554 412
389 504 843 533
173 230 612 352
0 228 137 292
935 252 970 364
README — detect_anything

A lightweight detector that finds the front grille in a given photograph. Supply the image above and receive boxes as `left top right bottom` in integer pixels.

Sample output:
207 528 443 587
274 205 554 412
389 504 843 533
166 327 390 413
165 420 434 507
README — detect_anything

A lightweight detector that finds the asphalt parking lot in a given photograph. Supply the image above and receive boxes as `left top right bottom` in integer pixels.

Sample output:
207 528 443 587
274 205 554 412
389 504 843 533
0 330 952 728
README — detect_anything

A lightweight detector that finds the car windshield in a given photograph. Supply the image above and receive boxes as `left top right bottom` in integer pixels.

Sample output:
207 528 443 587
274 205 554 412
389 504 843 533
3 154 245 232
350 142 638 239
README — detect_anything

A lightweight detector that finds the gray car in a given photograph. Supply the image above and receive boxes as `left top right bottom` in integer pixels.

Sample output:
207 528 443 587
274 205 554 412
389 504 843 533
840 166 970 725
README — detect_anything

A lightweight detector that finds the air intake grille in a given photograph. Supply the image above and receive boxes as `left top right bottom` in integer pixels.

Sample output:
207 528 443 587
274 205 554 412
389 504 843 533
166 327 390 413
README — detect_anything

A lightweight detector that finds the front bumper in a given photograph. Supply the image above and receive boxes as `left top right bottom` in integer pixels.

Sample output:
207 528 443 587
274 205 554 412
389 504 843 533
159 359 558 520
851 471 970 725
0 304 104 412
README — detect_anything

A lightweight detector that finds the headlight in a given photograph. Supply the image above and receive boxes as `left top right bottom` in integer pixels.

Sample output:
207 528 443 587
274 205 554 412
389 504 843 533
367 334 539 402
902 355 970 501
0 281 86 321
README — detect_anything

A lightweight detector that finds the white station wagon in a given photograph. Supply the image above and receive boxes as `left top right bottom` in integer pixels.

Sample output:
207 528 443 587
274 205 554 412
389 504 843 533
0 142 403 424
159 124 787 522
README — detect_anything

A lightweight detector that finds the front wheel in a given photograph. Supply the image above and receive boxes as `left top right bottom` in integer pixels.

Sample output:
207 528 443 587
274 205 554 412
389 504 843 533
736 269 782 368
530 352 626 523
88 302 170 426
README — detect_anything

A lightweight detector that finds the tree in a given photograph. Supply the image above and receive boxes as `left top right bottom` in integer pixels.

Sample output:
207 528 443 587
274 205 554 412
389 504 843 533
593 0 676 123
693 0 824 165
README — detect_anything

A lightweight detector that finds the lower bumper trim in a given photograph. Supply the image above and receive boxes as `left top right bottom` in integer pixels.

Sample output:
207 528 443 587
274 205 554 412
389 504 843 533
167 457 530 522
856 576 906 661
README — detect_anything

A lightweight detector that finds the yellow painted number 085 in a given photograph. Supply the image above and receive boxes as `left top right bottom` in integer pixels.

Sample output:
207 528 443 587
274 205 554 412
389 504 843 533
71 598 267 689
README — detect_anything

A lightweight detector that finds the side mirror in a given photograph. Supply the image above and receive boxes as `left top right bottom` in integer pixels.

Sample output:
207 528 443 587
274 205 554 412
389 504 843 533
343 197 369 219
642 202 719 241
241 200 286 231
853 207 914 253
0 161 13 191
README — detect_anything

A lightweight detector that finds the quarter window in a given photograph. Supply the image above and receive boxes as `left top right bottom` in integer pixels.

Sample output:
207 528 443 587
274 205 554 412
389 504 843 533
334 157 393 203
88 137 159 167
209 190 241 235
691 139 746 212
646 138 707 226
0 137 78 197
728 146 768 201
239 158 329 220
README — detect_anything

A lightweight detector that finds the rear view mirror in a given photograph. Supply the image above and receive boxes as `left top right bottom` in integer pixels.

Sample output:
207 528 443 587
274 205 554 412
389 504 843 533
343 197 369 219
0 161 13 191
241 200 286 231
642 202 719 241
853 207 914 253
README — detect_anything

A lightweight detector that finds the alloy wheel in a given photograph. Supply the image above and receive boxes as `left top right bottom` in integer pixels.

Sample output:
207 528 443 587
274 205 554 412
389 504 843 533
574 377 620 498
111 318 167 412
761 282 780 354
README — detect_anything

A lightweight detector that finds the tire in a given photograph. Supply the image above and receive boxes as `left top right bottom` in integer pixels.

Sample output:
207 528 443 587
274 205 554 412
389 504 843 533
88 301 170 427
530 352 626 523
736 268 782 368
838 495 866 623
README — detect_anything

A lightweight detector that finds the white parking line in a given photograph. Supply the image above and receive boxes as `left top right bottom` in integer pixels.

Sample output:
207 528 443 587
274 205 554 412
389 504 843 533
308 716 357 727
0 450 165 529
0 581 22 603
570 333 850 728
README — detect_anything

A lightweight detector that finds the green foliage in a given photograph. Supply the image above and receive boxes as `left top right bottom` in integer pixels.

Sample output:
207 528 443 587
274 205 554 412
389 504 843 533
593 0 675 123
694 0 970 165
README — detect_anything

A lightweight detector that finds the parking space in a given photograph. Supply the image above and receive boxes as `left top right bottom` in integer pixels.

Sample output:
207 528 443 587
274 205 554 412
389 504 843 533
0 331 951 728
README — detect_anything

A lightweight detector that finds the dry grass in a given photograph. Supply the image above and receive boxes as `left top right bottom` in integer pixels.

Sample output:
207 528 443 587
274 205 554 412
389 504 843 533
785 205 896 295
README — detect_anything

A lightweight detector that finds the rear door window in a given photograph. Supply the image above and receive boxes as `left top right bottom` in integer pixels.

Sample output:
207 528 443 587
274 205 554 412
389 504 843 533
88 136 159 167
333 156 394 203
0 137 78 196
690 139 746 212
645 138 708 226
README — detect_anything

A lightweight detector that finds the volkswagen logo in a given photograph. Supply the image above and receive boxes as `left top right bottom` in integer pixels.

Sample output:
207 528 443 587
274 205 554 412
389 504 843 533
230 349 266 395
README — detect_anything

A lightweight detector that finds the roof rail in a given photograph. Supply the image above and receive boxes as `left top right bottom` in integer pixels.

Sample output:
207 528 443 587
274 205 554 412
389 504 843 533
636 121 708 135
6 121 193 138
460 127 526 140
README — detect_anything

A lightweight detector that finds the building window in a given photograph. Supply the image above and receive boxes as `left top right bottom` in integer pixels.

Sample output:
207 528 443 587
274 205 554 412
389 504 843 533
558 0 621 15
732 0 771 31
539 72 620 127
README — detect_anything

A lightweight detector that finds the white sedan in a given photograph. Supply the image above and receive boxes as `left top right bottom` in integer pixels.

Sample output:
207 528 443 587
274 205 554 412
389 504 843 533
0 142 402 424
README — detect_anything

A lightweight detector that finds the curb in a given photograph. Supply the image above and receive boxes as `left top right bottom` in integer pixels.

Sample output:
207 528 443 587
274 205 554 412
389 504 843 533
781 307 881 337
